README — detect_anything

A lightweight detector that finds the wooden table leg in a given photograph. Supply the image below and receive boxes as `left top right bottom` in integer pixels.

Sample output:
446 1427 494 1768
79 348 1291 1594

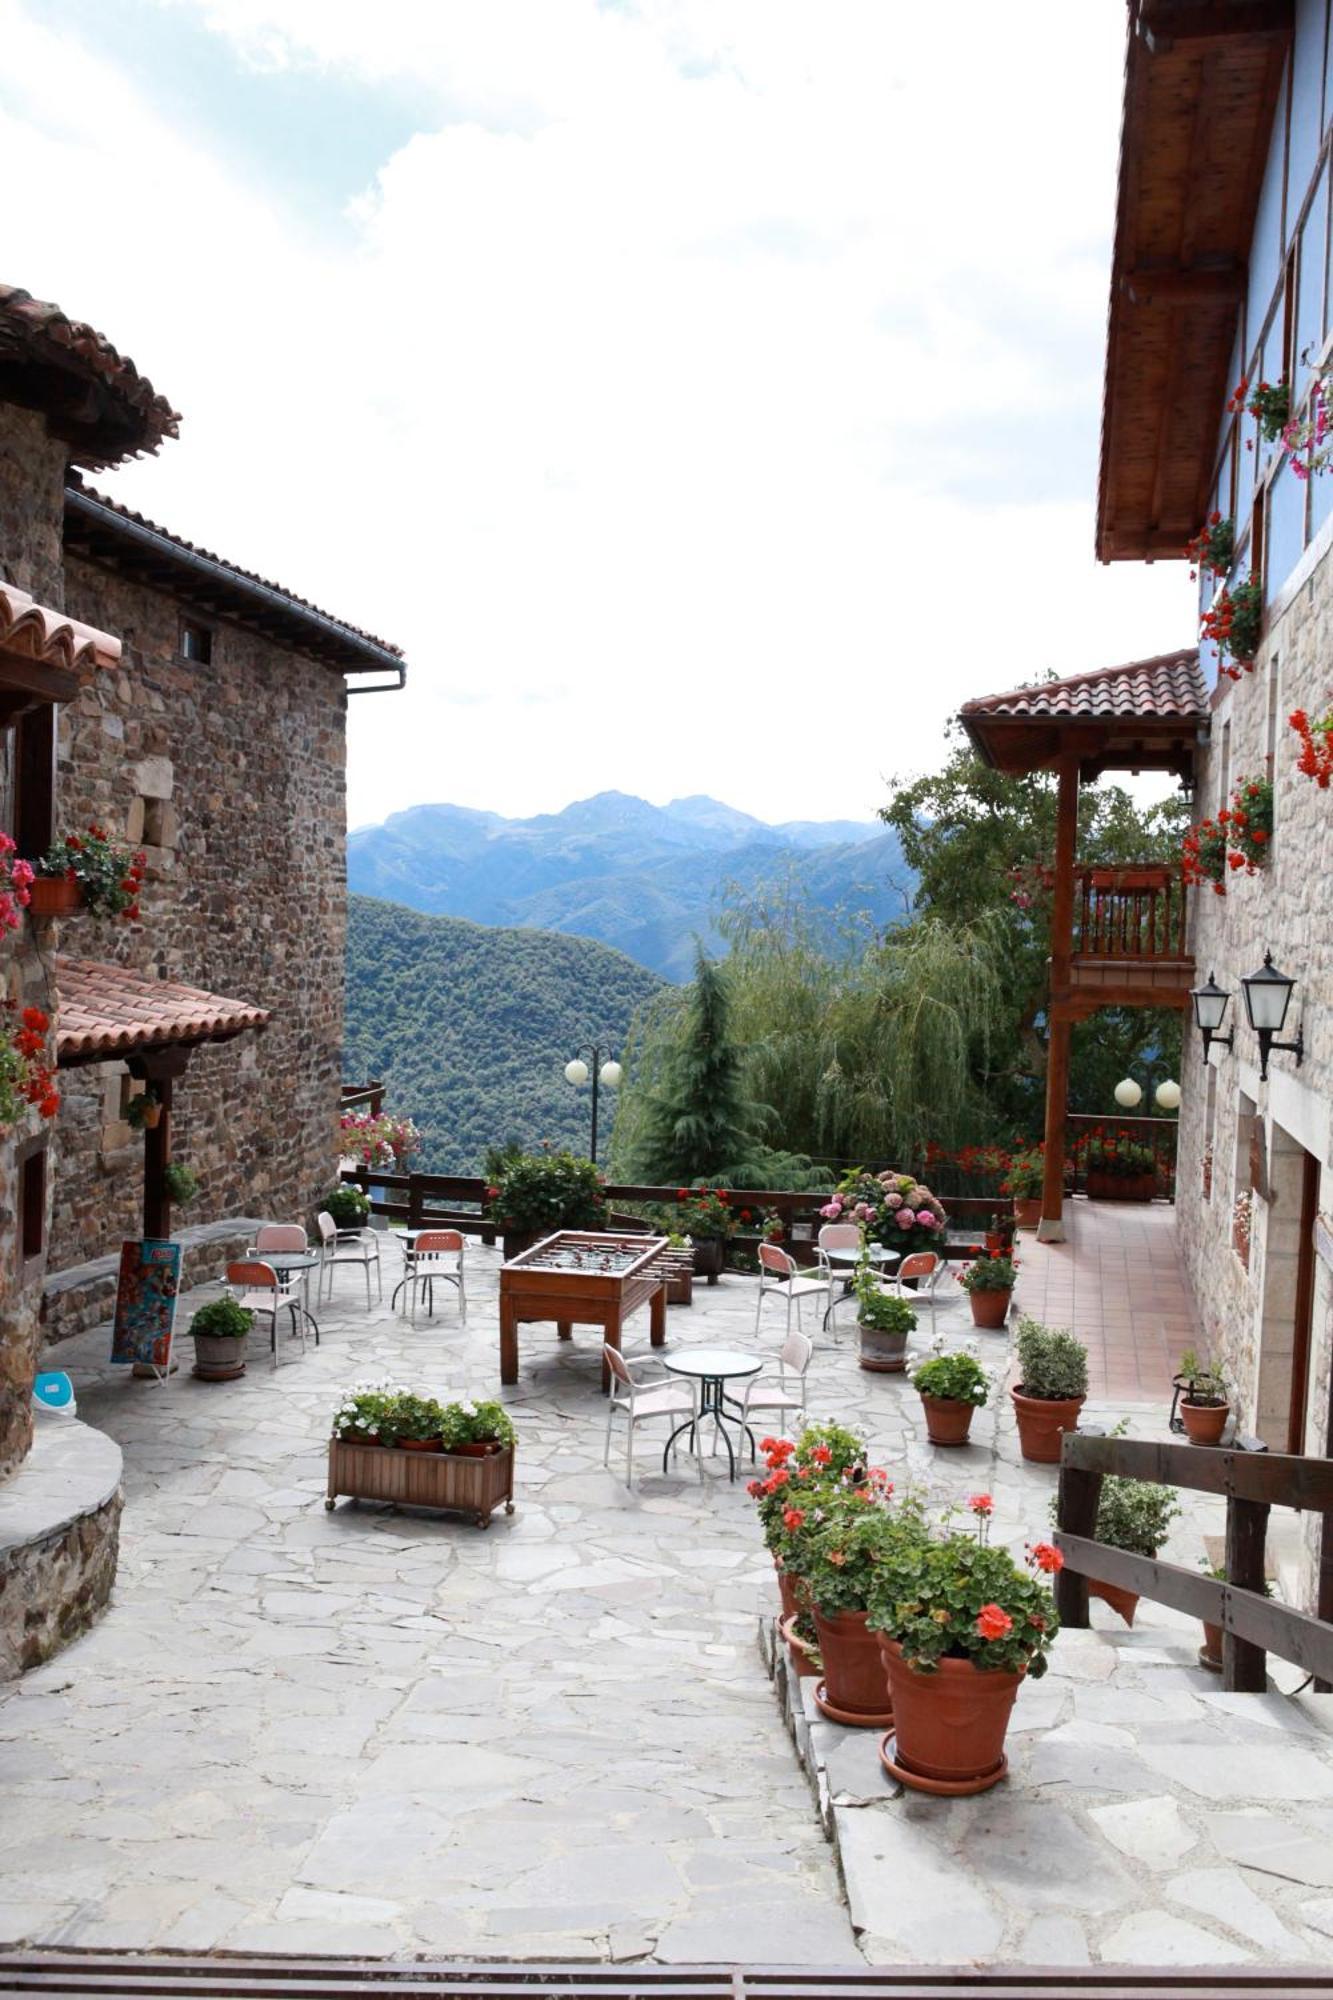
500 1303 519 1385
650 1282 666 1349
557 1320 573 1341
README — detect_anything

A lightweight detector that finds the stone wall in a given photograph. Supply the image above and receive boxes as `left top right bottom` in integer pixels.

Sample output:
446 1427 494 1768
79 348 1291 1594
1175 533 1333 1611
0 405 66 603
0 1419 123 1680
47 557 348 1269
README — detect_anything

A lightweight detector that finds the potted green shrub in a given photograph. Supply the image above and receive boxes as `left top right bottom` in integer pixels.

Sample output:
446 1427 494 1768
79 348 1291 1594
126 1087 162 1132
1053 1474 1179 1627
486 1149 607 1261
327 1382 517 1525
325 1182 372 1231
911 1347 990 1447
855 1259 917 1373
1002 1148 1045 1230
190 1295 254 1381
677 1186 736 1281
959 1251 1018 1330
439 1398 516 1457
867 1501 1061 1794
1176 1348 1230 1445
1010 1317 1088 1463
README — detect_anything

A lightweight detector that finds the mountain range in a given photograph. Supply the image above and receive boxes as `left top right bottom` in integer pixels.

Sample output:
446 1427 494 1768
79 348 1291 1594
347 791 913 979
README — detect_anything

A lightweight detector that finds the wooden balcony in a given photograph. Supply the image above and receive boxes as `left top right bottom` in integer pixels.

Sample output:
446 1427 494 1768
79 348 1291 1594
1068 864 1195 1008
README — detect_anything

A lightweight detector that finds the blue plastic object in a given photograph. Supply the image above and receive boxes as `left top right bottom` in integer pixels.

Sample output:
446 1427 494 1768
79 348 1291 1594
33 1371 75 1411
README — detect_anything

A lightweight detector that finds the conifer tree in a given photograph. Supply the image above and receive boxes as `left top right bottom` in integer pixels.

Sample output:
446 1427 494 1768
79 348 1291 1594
628 948 768 1184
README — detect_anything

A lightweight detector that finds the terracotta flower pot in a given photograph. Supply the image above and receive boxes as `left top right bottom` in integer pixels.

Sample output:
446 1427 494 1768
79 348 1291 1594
139 1102 162 1129
451 1441 502 1457
858 1319 910 1373
775 1560 798 1622
918 1393 976 1447
690 1236 725 1282
878 1637 1024 1795
1181 1400 1229 1446
969 1287 1012 1330
1199 1620 1224 1672
811 1607 894 1726
28 875 81 918
1088 1578 1139 1626
779 1613 821 1681
1012 1198 1041 1231
398 1437 443 1453
1086 1169 1155 1203
1010 1387 1085 1465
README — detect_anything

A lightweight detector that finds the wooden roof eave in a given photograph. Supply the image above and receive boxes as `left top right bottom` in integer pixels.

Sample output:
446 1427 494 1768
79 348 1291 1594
962 713 1200 780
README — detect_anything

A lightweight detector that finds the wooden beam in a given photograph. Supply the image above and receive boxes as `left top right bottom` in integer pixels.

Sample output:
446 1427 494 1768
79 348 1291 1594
142 1073 173 1243
1124 264 1246 304
0 653 81 706
1039 754 1080 1241
1224 1496 1272 1691
1139 1 1294 52
1063 1431 1333 1508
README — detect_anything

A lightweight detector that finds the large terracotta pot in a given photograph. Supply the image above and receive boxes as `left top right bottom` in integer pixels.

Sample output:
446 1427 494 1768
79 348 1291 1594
779 1613 821 1681
1181 1400 1229 1446
969 1287 1012 1330
811 1607 894 1726
878 1638 1024 1795
858 1319 909 1373
1010 1387 1085 1464
690 1236 725 1282
1200 1620 1224 1671
1086 1170 1155 1203
28 875 82 918
918 1393 976 1448
191 1331 248 1382
775 1559 798 1622
1088 1578 1139 1626
1012 1198 1041 1231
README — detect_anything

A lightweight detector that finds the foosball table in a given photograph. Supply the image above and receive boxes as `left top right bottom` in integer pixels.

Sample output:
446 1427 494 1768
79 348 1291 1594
498 1232 669 1391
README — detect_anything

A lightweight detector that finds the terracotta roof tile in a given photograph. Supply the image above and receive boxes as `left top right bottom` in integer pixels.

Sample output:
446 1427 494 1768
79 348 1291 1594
960 649 1207 725
0 284 179 468
0 579 120 674
56 958 270 1065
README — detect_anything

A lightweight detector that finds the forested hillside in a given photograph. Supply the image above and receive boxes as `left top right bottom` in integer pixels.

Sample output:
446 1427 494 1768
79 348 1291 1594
344 896 664 1173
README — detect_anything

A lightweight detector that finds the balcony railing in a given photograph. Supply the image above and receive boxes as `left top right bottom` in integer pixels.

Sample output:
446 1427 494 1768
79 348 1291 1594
1073 864 1188 962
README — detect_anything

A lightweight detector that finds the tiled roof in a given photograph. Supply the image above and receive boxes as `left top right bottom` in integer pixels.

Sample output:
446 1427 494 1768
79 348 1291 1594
0 285 179 468
0 580 120 674
65 484 406 676
56 958 270 1065
960 650 1207 725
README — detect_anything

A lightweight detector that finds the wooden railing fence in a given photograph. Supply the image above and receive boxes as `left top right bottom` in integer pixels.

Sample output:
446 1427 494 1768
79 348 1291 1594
1066 1111 1178 1196
1055 1432 1333 1693
340 1080 385 1116
1073 864 1188 961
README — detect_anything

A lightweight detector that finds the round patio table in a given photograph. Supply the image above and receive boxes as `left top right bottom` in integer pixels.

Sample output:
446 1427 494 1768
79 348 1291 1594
662 1346 763 1481
822 1241 900 1329
388 1226 431 1313
256 1251 322 1344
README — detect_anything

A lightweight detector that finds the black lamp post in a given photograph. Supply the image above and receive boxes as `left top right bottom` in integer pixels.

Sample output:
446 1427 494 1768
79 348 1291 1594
1240 951 1304 1082
1189 972 1234 1065
564 1046 622 1164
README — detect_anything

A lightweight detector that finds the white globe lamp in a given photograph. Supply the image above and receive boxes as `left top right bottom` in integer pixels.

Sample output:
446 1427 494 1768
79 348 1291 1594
564 1058 589 1087
599 1060 623 1088
1113 1077 1143 1109
1154 1078 1181 1112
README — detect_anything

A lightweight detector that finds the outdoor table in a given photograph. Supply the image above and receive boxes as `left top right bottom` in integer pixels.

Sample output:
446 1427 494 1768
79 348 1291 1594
260 1251 322 1344
822 1241 899 1329
388 1226 436 1314
662 1346 764 1481
499 1231 668 1391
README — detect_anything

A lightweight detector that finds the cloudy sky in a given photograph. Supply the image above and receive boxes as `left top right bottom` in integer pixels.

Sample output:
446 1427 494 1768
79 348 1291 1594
1 0 1193 831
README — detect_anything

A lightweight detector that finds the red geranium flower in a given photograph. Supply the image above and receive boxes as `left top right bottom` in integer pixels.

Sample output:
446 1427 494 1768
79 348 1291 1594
976 1603 1013 1641
1030 1542 1064 1574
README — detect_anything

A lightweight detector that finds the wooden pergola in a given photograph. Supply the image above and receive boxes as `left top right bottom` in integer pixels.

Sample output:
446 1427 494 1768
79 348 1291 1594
56 958 270 1239
959 651 1208 1240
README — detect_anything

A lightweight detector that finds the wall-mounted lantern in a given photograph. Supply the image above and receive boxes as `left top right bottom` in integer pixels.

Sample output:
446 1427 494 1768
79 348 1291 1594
1189 972 1235 1066
1240 951 1304 1083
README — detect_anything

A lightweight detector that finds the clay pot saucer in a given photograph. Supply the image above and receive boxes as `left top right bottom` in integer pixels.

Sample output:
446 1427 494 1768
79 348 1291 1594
879 1730 1008 1796
815 1680 894 1728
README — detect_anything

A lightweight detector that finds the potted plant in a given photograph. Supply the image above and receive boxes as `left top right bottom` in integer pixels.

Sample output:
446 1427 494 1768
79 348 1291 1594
333 1381 396 1446
855 1260 917 1373
126 1087 162 1132
1223 776 1273 879
747 1422 866 1617
1182 816 1229 897
1051 1475 1179 1627
325 1181 372 1231
1197 1561 1272 1672
163 1161 199 1207
959 1251 1017 1330
385 1391 447 1452
984 1210 1017 1256
189 1296 254 1381
1010 1317 1088 1464
911 1346 990 1447
779 1608 822 1681
677 1186 736 1281
819 1169 949 1261
866 1501 1061 1795
439 1398 515 1456
30 825 144 920
1002 1149 1044 1230
1081 1130 1157 1203
486 1148 607 1261
1176 1348 1230 1445
793 1484 925 1728
327 1384 516 1525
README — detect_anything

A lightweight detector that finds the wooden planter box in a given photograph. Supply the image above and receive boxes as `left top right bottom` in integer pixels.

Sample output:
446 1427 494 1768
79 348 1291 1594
1086 1170 1156 1203
661 1248 694 1306
326 1440 514 1527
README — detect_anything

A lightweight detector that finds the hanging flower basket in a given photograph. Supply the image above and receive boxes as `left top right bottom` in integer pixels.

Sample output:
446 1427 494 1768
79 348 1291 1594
1222 776 1273 877
1200 576 1262 680
1290 708 1333 789
1184 512 1234 580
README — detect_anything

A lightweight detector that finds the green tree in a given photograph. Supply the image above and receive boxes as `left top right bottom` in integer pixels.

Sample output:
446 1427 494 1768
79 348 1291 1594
623 948 773 1184
880 728 1190 1128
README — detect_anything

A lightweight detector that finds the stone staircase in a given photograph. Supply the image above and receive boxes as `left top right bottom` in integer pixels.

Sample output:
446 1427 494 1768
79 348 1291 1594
764 1608 1333 1969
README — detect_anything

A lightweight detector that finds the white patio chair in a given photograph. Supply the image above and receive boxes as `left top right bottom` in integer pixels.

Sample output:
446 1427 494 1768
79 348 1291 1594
753 1242 827 1339
816 1222 863 1327
736 1328 812 1438
316 1209 383 1309
402 1228 467 1327
602 1345 701 1489
252 1223 318 1345
226 1258 304 1369
888 1250 942 1341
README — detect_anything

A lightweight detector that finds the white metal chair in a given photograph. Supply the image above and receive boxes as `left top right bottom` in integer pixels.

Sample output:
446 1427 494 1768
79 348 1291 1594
401 1227 467 1326
602 1345 701 1489
889 1250 942 1340
316 1210 383 1308
753 1242 827 1338
226 1259 304 1368
816 1222 863 1327
252 1223 318 1345
736 1328 812 1437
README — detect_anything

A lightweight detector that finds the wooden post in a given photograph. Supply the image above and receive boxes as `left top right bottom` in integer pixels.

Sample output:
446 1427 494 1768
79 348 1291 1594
1224 1495 1271 1692
1053 1456 1103 1628
1039 752 1081 1242
132 1046 192 1242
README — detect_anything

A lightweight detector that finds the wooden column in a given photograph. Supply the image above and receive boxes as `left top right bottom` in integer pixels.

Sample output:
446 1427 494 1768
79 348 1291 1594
1039 754 1080 1242
131 1046 193 1242
1224 1495 1271 1693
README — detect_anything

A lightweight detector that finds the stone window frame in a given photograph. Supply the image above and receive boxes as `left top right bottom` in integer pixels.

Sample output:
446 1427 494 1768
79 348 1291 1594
177 617 214 667
15 1134 48 1278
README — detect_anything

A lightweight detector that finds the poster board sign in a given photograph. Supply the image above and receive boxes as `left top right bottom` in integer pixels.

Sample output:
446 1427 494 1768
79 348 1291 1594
110 1240 182 1381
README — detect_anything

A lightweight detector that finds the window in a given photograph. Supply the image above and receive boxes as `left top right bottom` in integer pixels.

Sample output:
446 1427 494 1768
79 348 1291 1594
1219 718 1232 815
179 620 213 665
18 1142 46 1264
1 707 56 859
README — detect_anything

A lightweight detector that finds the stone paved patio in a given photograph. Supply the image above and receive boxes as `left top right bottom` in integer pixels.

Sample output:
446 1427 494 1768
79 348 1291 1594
1 1216 1329 1967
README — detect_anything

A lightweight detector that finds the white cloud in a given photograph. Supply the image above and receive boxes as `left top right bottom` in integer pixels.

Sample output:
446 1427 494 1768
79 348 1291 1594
0 0 1195 829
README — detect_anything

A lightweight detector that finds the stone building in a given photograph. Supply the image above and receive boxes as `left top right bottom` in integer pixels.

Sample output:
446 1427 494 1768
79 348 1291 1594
0 281 402 1676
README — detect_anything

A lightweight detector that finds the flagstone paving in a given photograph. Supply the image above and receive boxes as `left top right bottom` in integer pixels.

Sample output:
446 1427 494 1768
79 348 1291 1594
1 1219 1329 1967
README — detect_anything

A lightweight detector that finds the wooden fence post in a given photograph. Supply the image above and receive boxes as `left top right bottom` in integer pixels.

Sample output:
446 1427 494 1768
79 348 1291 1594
1054 1458 1103 1628
408 1174 423 1228
1224 1495 1270 1692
